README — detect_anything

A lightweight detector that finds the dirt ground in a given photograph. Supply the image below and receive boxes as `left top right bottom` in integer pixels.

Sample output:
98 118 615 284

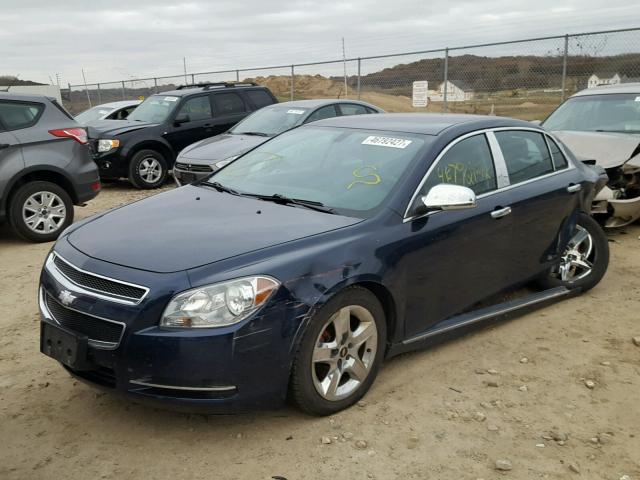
0 182 639 480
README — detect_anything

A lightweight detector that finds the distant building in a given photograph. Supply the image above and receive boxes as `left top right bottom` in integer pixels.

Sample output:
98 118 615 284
437 80 475 102
588 72 622 88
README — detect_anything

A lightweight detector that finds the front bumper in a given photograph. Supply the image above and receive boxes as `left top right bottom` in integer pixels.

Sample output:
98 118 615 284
38 241 306 412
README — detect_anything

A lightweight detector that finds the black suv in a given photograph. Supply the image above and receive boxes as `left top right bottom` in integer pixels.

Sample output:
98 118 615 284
0 92 100 242
88 82 277 188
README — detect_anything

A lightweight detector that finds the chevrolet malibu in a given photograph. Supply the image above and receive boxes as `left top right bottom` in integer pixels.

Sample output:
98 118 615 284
39 114 609 415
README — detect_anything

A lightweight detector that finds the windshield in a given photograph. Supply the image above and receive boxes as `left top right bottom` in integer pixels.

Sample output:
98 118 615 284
543 93 640 133
127 95 179 123
210 126 430 216
75 106 114 124
230 105 310 136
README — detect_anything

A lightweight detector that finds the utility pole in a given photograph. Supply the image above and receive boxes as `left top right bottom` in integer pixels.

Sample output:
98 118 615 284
183 57 188 85
342 37 348 98
55 73 61 86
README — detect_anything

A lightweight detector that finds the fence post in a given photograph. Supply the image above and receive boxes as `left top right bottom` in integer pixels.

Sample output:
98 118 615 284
290 65 295 100
97 83 102 104
236 70 240 82
153 78 158 93
561 34 569 101
191 73 195 84
357 58 361 100
121 81 126 100
443 48 449 113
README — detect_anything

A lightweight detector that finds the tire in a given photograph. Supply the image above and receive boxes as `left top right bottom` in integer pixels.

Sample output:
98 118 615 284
8 181 74 243
128 149 168 189
290 286 387 416
538 212 609 293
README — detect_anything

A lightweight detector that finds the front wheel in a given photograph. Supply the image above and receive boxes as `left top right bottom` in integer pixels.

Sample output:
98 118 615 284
539 213 609 292
128 149 168 189
290 287 386 416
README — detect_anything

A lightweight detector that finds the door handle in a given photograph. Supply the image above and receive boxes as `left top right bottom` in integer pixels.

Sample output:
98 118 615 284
491 206 512 219
567 183 582 193
0 143 10 150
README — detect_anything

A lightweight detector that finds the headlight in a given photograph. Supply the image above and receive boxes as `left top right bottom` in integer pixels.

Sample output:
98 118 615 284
160 276 280 328
97 139 120 153
214 155 239 170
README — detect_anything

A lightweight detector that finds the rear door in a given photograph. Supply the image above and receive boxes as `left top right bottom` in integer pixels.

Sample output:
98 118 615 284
0 104 25 209
490 128 584 285
165 94 215 152
210 91 248 134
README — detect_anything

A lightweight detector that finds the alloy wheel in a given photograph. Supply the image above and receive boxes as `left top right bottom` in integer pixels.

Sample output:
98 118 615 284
555 225 594 282
138 157 163 184
311 305 378 401
22 191 66 234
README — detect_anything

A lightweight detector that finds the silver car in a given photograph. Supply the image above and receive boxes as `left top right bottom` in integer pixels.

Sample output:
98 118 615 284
75 100 142 125
173 99 384 185
542 83 640 228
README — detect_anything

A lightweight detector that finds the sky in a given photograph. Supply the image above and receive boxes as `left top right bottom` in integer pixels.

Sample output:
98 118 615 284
0 0 639 86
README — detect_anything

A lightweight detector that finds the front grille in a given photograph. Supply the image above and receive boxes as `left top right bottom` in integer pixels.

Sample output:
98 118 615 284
175 162 212 173
53 254 147 302
45 293 124 346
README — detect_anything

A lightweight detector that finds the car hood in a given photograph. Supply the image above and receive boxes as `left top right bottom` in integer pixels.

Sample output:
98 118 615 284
178 134 268 163
552 130 640 169
87 119 158 138
67 185 361 273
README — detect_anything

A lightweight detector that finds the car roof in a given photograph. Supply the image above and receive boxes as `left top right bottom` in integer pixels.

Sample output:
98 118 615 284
309 113 534 135
0 91 53 102
91 100 142 109
157 84 270 97
272 99 381 109
571 82 640 97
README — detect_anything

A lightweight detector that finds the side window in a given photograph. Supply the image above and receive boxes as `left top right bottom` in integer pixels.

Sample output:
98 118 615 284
418 134 497 198
245 90 274 109
547 136 568 170
0 101 44 130
305 105 338 123
176 96 212 122
365 107 378 114
212 92 245 115
338 104 368 116
495 131 554 184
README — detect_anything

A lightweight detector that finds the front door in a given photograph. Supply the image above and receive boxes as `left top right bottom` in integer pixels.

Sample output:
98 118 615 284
399 133 514 338
164 94 214 153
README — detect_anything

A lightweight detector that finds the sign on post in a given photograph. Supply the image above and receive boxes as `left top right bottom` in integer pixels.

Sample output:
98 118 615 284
412 81 429 108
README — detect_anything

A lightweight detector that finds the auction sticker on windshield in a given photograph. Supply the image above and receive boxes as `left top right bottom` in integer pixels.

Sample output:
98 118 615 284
164 96 178 102
287 109 306 114
362 136 412 149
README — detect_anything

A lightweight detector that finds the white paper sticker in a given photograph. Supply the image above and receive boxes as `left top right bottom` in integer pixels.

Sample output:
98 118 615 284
164 96 178 102
635 96 640 102
362 135 412 149
287 109 305 114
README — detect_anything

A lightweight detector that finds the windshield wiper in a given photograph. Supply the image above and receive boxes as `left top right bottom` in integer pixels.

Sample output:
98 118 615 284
252 194 335 214
200 181 240 195
239 131 270 137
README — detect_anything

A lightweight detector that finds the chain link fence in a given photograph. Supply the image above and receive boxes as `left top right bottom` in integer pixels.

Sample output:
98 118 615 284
64 27 640 119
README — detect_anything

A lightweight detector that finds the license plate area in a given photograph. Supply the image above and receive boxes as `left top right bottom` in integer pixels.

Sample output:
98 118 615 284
40 321 91 370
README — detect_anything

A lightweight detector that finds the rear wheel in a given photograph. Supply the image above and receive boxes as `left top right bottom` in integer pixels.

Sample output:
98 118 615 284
128 149 167 189
9 181 73 242
539 213 609 292
290 287 386 416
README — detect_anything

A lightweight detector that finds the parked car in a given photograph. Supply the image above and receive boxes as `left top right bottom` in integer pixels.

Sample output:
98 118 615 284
74 100 142 125
88 82 277 189
542 82 640 227
39 114 608 415
0 92 100 242
174 99 384 185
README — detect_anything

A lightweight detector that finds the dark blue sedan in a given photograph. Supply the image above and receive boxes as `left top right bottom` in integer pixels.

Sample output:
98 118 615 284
39 114 609 415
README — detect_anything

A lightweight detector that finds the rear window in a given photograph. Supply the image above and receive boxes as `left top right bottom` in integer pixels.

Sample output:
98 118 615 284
213 92 245 115
245 90 274 109
0 101 44 130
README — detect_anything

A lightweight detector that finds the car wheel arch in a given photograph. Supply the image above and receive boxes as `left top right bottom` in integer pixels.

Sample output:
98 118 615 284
4 166 78 214
126 141 174 166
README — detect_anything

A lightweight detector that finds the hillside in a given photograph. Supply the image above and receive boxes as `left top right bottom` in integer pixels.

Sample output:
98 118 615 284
0 75 44 86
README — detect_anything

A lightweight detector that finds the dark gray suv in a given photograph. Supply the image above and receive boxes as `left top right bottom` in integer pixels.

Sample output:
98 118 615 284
0 92 100 242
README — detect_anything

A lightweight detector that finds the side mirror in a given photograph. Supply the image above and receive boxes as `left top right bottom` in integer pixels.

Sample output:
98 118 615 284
174 114 190 126
416 184 477 215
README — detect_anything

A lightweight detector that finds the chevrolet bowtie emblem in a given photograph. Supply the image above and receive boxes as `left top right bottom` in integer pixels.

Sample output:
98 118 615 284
58 290 77 307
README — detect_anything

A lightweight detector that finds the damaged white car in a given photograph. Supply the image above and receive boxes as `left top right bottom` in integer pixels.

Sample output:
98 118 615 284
542 83 640 228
